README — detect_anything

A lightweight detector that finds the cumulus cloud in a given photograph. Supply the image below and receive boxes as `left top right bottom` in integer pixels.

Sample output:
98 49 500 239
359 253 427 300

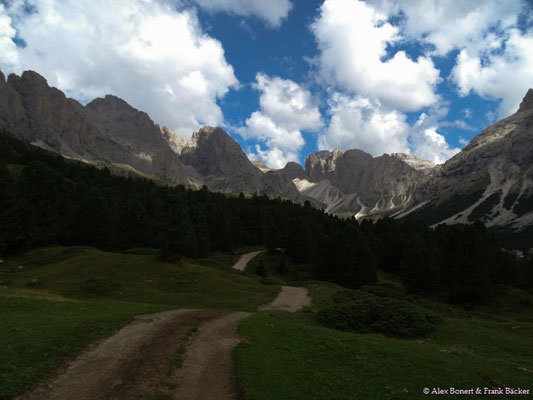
189 0 292 28
0 0 238 137
319 94 410 156
311 0 441 111
0 5 18 70
451 29 533 117
367 0 532 117
250 145 299 170
312 0 530 163
411 113 461 164
319 93 460 164
239 73 322 168
369 0 523 56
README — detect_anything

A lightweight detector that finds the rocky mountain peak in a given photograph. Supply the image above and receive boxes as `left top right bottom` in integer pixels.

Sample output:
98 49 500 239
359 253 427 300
305 149 343 182
251 159 272 173
19 70 49 87
161 125 188 155
391 153 435 171
518 89 533 112
281 161 307 180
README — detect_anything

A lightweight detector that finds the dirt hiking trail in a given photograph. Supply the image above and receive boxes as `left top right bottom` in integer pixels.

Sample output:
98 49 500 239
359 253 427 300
172 311 252 399
260 286 311 312
18 309 222 400
19 251 311 400
232 250 263 271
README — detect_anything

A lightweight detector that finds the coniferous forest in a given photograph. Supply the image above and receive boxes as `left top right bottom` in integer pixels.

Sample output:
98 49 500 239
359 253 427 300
1 132 531 304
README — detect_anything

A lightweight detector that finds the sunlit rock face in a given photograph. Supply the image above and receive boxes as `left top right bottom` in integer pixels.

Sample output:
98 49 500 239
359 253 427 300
299 148 434 218
406 90 533 229
1 68 531 228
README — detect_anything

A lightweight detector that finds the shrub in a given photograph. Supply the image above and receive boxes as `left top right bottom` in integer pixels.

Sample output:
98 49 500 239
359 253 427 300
317 297 441 339
360 283 406 299
332 289 374 304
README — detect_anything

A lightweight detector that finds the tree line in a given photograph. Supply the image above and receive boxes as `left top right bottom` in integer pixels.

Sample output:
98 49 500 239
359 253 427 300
0 132 531 303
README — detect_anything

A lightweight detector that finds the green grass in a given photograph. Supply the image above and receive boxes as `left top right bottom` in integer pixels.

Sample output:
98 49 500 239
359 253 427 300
173 326 199 369
0 246 279 398
0 288 170 399
0 246 279 311
235 282 533 400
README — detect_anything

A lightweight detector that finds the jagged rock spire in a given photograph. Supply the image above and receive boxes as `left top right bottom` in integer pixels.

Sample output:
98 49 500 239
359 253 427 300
518 89 533 112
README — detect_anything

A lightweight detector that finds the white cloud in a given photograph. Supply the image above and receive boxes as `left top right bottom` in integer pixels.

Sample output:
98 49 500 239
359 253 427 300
411 113 461 164
369 0 523 56
190 0 292 28
0 0 238 137
311 0 441 111
0 5 18 70
451 29 533 117
251 145 299 170
462 108 473 119
241 111 304 152
459 137 470 146
319 93 410 155
311 0 530 164
239 73 322 168
254 73 323 132
319 93 460 164
366 0 532 118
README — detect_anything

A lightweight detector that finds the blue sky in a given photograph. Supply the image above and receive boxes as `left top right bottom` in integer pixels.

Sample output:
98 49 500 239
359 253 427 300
1 0 532 168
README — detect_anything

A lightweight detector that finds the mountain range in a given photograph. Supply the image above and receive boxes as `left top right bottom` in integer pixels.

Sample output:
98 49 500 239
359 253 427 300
1 69 532 235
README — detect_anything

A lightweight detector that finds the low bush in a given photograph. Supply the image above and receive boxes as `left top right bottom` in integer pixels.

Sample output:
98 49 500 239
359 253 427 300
332 289 374 304
317 296 441 339
360 283 406 299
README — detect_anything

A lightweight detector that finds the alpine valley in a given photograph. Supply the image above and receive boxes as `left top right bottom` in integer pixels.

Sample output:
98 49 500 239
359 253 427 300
1 69 532 244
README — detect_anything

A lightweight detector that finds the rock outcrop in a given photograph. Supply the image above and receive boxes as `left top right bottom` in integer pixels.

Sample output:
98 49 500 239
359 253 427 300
1 68 531 229
297 148 433 218
84 95 197 184
406 90 533 229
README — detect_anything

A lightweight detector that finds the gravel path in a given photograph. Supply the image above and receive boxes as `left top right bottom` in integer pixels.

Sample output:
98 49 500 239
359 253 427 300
18 309 222 400
259 286 311 312
172 312 252 400
232 251 263 271
18 252 310 400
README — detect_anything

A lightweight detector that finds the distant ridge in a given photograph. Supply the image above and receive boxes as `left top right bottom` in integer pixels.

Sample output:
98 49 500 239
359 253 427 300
0 68 532 230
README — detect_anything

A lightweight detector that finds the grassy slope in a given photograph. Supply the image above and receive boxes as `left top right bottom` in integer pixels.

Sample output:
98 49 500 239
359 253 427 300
1 246 278 311
0 246 277 399
236 283 533 400
0 289 170 399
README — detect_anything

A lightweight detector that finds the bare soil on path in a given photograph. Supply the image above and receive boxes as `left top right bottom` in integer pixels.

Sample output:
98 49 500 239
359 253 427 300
232 251 263 271
259 286 311 313
18 309 223 400
18 252 311 400
172 312 252 400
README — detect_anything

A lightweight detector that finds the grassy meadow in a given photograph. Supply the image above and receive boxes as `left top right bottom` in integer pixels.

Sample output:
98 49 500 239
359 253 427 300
0 246 278 399
235 279 533 400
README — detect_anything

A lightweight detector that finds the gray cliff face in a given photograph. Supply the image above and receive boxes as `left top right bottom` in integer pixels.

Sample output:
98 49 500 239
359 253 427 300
0 70 190 183
305 149 343 182
180 126 264 193
83 95 194 184
407 90 533 228
1 68 531 229
178 126 302 198
298 148 432 218
0 71 127 162
262 162 307 201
